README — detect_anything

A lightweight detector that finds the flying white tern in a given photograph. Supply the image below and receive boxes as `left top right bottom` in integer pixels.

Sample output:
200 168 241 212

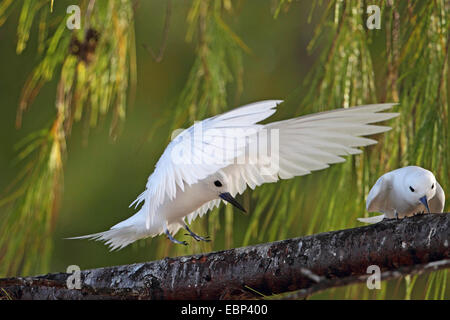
70 100 399 249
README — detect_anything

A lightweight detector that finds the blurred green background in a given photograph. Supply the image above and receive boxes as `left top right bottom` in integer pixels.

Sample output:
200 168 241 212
0 0 448 299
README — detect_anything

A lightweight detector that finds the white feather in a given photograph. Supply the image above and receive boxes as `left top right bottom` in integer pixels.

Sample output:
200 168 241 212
358 166 445 223
71 101 399 249
357 215 385 224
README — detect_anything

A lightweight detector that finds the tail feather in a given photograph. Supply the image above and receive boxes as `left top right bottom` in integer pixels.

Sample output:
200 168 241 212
357 214 385 224
66 227 146 251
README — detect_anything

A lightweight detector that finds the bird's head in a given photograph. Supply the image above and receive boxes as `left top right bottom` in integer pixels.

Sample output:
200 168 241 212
403 168 437 213
203 171 246 213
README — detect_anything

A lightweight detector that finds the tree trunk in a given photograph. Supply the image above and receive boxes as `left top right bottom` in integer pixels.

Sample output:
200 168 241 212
1 213 449 300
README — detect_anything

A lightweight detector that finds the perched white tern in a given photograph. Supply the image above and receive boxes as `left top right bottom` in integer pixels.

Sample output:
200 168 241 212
70 100 398 250
358 166 445 224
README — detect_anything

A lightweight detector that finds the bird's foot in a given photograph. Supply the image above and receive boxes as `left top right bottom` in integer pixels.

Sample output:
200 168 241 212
185 232 211 242
168 236 188 246
183 224 211 242
165 229 188 245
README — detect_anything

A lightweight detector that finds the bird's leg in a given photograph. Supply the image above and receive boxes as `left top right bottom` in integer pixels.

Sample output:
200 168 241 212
394 211 399 220
165 228 187 245
184 223 211 242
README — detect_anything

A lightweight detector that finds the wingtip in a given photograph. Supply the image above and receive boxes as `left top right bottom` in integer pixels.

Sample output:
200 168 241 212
264 99 284 109
357 214 385 224
264 99 284 107
379 102 399 107
375 102 400 112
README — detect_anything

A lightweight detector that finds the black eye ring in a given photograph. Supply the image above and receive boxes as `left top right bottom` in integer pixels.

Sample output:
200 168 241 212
214 180 222 187
409 186 415 192
431 184 435 189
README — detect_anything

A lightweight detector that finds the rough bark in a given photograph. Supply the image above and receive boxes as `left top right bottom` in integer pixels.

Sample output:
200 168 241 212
1 213 449 300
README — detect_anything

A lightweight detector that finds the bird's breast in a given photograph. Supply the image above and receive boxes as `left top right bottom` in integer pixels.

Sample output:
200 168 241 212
158 182 215 223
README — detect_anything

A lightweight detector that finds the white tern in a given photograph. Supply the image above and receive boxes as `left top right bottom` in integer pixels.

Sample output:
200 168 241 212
70 100 399 250
358 166 445 224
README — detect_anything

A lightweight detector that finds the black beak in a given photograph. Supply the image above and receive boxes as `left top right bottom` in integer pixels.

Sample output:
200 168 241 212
419 196 430 213
219 192 247 213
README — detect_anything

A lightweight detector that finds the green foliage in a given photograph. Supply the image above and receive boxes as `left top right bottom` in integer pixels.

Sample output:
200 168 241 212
15 0 137 137
0 121 64 275
173 0 246 126
0 0 136 276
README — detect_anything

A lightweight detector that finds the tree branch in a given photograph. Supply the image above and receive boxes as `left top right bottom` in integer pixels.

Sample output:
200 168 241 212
1 213 449 300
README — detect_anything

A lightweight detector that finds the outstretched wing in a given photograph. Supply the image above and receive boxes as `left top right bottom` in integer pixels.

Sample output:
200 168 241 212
186 103 399 224
186 199 222 224
430 181 445 213
131 100 283 228
228 104 398 194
